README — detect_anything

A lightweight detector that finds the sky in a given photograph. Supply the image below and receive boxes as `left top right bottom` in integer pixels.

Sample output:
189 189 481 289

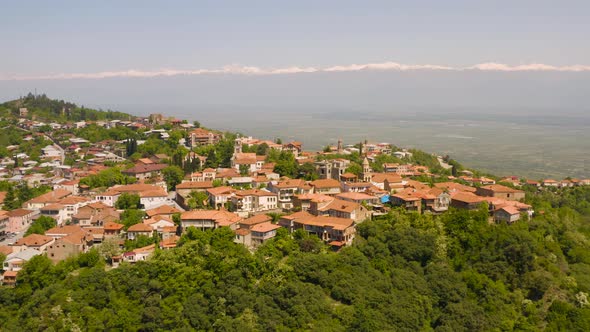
1 0 590 79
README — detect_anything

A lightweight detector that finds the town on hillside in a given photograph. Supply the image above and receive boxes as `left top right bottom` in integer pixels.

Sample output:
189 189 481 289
1 95 589 286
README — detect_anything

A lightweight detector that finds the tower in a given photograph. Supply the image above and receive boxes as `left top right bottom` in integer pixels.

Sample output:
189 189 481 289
337 138 343 154
362 157 372 182
234 138 242 155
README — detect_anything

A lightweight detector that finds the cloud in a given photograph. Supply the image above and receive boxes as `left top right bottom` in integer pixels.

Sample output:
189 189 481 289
2 61 590 81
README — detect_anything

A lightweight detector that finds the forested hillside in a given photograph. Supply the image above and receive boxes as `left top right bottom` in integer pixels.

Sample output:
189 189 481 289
1 188 590 331
0 93 132 122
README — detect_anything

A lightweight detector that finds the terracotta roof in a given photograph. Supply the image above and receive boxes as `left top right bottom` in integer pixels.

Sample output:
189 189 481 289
104 221 124 231
434 182 477 193
0 245 13 255
7 209 36 218
176 181 214 190
335 192 376 201
139 189 168 198
112 184 165 193
122 163 167 174
15 234 53 247
250 222 281 233
240 214 272 226
320 199 360 213
45 225 86 236
58 196 90 205
3 270 18 277
206 186 235 196
127 223 153 232
498 206 520 215
181 210 242 225
371 173 403 183
235 228 251 236
58 232 92 245
234 153 257 165
451 192 485 204
310 179 341 189
27 189 71 204
296 193 334 203
479 184 523 194
300 216 354 231
271 179 307 189
40 203 65 211
146 205 181 217
235 189 276 197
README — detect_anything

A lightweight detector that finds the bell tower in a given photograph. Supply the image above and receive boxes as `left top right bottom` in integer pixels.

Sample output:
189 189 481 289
362 157 372 182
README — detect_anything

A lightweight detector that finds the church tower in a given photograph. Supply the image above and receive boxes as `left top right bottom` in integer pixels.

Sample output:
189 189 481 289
361 157 372 182
234 137 242 155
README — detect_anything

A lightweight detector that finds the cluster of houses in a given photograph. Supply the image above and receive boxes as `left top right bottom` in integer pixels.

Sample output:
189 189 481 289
1 110 589 286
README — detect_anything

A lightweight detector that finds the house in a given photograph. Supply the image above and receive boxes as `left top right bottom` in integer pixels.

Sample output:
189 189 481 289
267 179 312 209
46 228 93 262
144 216 176 234
39 203 68 225
25 189 72 210
0 213 7 240
494 206 521 224
207 186 236 209
293 193 334 212
95 184 168 208
234 228 253 248
127 223 154 240
314 159 350 181
390 190 424 213
434 182 477 194
146 205 182 219
280 213 356 246
189 168 216 182
250 222 281 246
231 153 260 173
283 141 303 157
180 210 242 231
53 179 80 195
450 192 486 210
122 163 167 181
2 270 18 286
239 214 272 229
11 234 55 253
371 173 404 191
6 209 39 233
310 198 371 223
104 221 124 238
309 179 342 196
189 128 222 146
175 181 214 197
341 182 373 193
55 196 90 222
45 224 87 239
230 189 279 217
139 188 169 210
542 179 559 187
3 248 40 274
72 202 120 227
475 184 525 201
121 244 156 264
335 192 379 205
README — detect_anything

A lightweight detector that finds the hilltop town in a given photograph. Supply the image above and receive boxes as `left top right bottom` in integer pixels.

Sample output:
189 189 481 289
0 94 589 286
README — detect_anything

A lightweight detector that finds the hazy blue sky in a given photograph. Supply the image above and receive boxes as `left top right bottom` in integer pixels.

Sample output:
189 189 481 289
2 0 590 78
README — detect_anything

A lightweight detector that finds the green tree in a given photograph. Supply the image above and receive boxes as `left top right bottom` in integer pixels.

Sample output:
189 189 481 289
115 193 141 210
162 165 184 190
25 216 57 236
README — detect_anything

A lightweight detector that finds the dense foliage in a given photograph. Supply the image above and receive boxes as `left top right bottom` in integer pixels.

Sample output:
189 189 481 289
1 188 590 330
